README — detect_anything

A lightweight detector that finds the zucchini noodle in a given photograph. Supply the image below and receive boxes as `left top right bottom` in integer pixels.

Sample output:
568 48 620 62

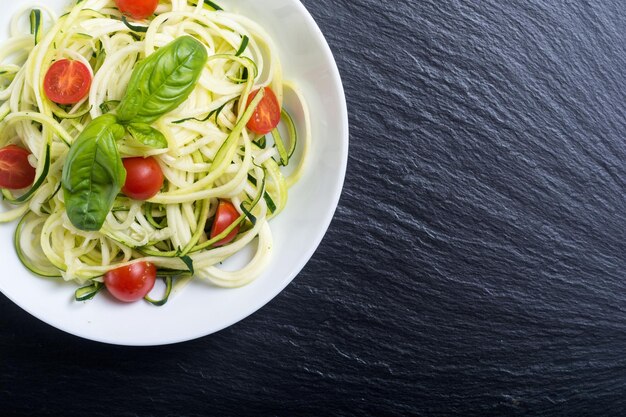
0 0 310 298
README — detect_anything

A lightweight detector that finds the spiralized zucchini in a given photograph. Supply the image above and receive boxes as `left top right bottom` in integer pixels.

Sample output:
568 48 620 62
0 0 311 297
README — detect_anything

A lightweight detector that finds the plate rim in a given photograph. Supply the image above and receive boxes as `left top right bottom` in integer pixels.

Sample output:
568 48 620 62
0 0 349 346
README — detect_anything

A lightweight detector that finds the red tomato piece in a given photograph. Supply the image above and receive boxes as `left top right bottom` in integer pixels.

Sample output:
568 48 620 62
246 87 281 135
122 157 164 200
210 200 241 246
104 261 157 302
115 0 158 20
43 59 92 105
0 145 36 190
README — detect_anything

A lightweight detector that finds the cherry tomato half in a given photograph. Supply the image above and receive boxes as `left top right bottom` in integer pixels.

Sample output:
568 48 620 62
115 0 158 20
122 157 164 200
104 261 157 302
246 87 281 135
43 59 92 105
0 145 36 190
210 200 241 246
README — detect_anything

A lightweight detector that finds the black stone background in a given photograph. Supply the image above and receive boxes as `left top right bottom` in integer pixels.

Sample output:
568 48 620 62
2 0 626 415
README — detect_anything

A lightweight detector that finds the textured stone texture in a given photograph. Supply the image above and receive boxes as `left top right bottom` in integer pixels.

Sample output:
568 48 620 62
1 0 626 415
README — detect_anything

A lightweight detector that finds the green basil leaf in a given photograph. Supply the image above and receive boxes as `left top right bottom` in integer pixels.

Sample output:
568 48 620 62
127 123 168 149
117 36 208 124
62 114 126 231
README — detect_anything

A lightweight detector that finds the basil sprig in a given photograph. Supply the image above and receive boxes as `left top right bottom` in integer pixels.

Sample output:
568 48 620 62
62 36 209 231
116 36 208 124
127 123 168 149
62 115 126 231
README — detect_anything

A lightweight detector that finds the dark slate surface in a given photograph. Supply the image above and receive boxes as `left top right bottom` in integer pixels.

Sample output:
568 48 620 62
2 0 626 415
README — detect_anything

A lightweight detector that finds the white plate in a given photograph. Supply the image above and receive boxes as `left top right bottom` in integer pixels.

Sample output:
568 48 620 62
0 0 348 345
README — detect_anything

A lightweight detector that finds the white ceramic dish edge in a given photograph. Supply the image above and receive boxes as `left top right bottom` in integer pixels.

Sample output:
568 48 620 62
0 0 348 346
